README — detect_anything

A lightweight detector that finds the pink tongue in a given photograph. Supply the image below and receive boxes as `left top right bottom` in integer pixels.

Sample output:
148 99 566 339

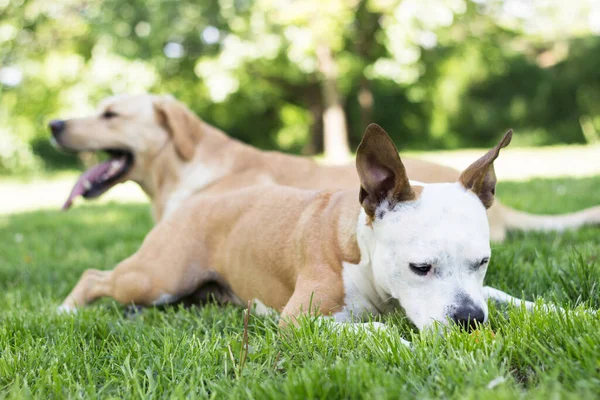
62 160 114 210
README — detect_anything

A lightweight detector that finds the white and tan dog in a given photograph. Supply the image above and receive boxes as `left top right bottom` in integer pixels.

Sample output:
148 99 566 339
48 94 600 242
59 125 542 339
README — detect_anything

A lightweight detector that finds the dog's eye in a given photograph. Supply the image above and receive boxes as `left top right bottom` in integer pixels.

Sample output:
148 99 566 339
409 263 432 276
472 257 490 270
102 110 118 119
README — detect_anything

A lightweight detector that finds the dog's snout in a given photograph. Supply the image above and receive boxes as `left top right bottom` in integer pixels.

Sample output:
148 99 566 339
451 306 485 331
49 119 65 137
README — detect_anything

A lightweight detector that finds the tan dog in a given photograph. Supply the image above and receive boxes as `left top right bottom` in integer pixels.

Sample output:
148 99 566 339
60 125 548 343
49 94 600 242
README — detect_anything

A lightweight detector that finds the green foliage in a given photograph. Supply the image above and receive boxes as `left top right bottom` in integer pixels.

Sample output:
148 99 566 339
0 177 599 397
1 0 600 173
0 131 40 174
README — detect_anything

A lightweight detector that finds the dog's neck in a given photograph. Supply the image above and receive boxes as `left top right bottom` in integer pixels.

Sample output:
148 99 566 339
139 123 265 221
301 191 398 321
336 210 398 321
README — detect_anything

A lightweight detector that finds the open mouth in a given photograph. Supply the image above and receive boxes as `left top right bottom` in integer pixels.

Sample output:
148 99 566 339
62 149 134 210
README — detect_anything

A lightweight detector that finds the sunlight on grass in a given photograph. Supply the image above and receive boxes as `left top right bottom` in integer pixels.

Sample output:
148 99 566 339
0 177 598 398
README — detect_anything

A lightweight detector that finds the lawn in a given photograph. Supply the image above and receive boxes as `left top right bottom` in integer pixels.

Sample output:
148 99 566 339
0 176 599 399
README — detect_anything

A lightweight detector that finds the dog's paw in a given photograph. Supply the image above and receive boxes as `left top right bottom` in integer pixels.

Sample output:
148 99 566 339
250 299 278 318
347 322 412 347
368 323 412 348
366 321 387 331
57 304 77 314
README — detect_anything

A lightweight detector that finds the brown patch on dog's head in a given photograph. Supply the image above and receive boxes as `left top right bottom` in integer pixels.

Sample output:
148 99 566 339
153 96 203 161
459 129 512 209
356 124 416 220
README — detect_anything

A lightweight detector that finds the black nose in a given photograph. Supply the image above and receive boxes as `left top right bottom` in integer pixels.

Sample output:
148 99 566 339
48 119 65 137
451 306 485 331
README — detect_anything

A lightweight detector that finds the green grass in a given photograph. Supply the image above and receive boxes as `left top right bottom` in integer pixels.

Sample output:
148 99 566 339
0 176 599 399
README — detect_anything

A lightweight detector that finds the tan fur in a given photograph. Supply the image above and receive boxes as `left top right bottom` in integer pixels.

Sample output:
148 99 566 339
61 126 416 323
57 96 600 332
56 94 600 243
153 97 204 161
61 186 361 321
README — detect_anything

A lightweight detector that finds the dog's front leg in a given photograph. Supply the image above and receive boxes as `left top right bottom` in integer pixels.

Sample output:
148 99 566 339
59 268 115 312
327 316 412 347
483 286 536 311
59 255 158 312
59 213 209 312
483 286 560 313
280 273 411 346
279 273 345 326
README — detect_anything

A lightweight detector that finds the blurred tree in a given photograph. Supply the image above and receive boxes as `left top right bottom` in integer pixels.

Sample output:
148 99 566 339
1 0 600 174
255 0 362 163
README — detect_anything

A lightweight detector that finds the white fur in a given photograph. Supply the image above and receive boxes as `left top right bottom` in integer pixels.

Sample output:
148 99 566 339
251 299 277 317
318 317 411 347
483 286 537 311
336 211 397 322
57 304 77 314
151 293 179 306
338 182 492 331
163 162 224 219
483 286 565 314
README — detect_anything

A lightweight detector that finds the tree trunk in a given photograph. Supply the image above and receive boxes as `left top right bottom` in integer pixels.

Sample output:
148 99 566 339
300 83 324 155
354 0 380 138
304 101 324 155
316 44 350 164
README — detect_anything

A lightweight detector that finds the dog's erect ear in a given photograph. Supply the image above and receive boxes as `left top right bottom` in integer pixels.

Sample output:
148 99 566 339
356 124 415 218
153 97 203 161
459 130 512 209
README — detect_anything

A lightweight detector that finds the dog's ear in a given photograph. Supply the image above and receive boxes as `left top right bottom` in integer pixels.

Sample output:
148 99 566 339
356 124 415 219
153 97 203 161
459 130 512 209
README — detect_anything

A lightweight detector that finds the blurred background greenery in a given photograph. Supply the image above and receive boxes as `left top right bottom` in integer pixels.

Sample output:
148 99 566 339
1 0 600 174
